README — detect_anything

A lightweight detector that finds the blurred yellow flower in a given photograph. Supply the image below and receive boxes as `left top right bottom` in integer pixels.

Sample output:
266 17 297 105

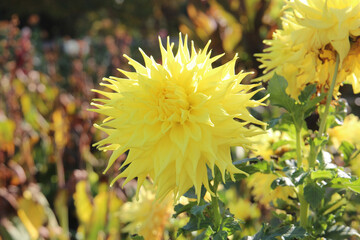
226 188 260 221
328 114 360 176
91 34 266 200
248 172 296 206
120 183 173 240
250 128 289 161
328 114 360 148
256 0 360 99
225 187 260 237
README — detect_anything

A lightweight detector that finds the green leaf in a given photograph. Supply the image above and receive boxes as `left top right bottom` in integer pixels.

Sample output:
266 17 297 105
290 169 309 186
184 186 207 200
271 177 294 190
237 161 270 175
298 84 317 103
267 74 296 112
222 211 241 235
317 150 335 170
194 226 214 240
213 231 228 240
232 158 259 166
311 170 334 180
173 201 197 218
338 141 355 164
324 225 360 239
267 117 281 129
324 98 348 129
181 215 212 233
267 74 324 130
250 224 306 240
190 203 210 219
304 182 325 209
331 177 360 194
131 235 144 240
271 140 292 151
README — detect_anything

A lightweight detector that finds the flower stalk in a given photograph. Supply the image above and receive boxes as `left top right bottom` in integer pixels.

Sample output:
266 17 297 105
210 172 221 231
299 185 309 228
308 53 340 168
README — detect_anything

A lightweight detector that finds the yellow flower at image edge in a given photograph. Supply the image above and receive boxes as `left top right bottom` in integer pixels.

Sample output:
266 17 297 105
91 34 266 201
256 0 360 99
120 183 174 240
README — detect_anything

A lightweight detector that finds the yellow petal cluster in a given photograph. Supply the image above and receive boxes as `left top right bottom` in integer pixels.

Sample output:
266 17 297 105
91 34 266 201
256 0 360 99
120 183 173 240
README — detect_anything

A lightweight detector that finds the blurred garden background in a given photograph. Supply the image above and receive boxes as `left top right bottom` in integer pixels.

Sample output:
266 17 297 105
1 0 360 239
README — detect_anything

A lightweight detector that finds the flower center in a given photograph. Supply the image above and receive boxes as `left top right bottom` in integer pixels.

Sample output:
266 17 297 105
157 83 189 123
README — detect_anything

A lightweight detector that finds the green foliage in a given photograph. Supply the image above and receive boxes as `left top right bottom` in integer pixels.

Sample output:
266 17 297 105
304 183 325 209
267 74 325 130
244 224 307 240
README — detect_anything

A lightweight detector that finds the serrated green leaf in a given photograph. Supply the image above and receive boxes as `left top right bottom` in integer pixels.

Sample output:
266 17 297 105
303 93 326 117
324 225 360 239
240 161 270 174
184 186 207 200
311 170 334 180
324 99 348 129
173 201 197 218
222 214 241 235
304 183 325 209
181 215 212 232
317 150 335 170
251 224 306 240
298 84 317 102
194 226 214 240
233 158 259 166
131 235 144 240
267 74 296 112
190 203 210 219
290 169 309 186
267 117 281 129
338 141 355 164
213 231 228 240
331 177 360 193
271 177 294 190
271 140 292 151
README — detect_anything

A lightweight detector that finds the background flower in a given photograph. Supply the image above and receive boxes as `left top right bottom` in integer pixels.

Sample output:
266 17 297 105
328 114 360 176
256 0 360 99
120 182 174 240
91 34 266 200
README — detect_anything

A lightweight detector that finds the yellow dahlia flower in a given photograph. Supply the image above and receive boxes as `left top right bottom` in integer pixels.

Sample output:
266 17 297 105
257 0 360 99
91 34 266 201
120 182 173 240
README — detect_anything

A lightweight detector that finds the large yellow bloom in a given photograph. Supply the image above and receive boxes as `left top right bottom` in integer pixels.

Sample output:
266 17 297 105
256 0 360 99
91 34 266 200
120 183 173 240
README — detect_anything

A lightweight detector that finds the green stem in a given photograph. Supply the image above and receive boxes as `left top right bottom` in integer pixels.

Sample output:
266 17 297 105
318 54 340 138
294 122 309 228
295 126 302 168
210 173 221 231
308 53 340 168
299 185 309 228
